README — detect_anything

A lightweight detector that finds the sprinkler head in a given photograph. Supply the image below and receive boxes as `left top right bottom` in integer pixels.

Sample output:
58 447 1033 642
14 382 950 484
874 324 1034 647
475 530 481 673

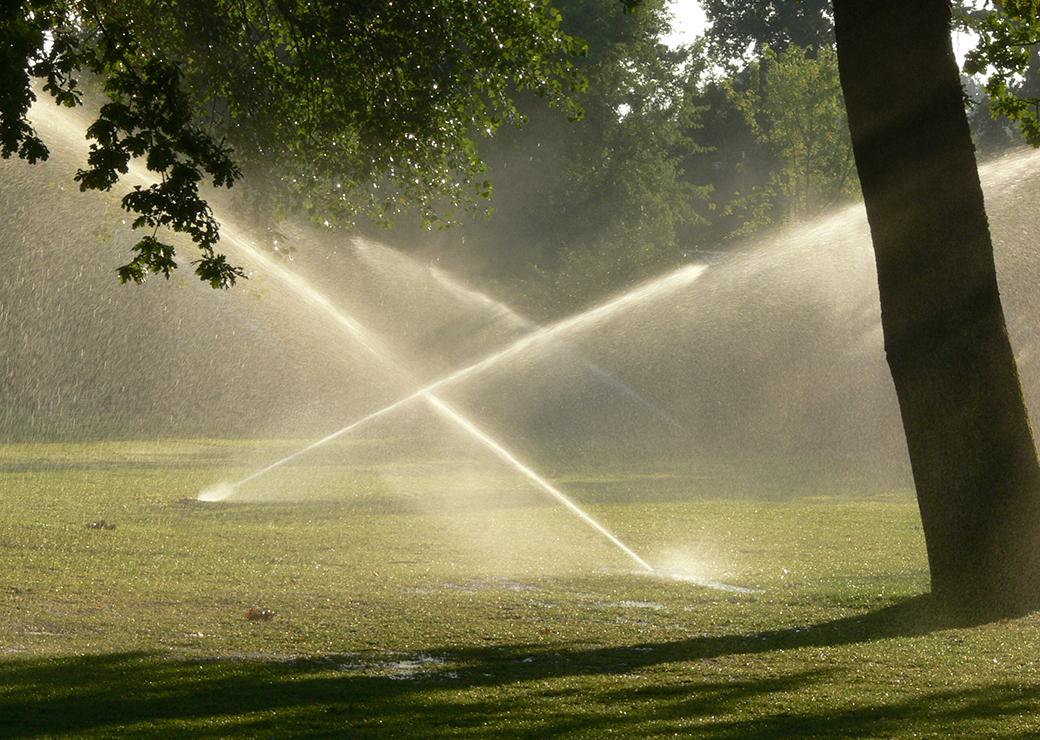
197 483 235 502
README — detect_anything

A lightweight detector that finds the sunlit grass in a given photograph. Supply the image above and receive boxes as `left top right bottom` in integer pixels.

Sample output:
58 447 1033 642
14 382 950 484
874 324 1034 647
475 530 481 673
2 440 1040 736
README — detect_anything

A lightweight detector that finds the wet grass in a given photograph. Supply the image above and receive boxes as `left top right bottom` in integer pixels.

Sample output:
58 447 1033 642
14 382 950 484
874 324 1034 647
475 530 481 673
3 440 1040 736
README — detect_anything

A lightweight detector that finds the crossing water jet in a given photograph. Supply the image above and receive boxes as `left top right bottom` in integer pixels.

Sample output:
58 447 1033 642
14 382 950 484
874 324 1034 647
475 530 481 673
24 101 689 579
354 239 685 429
422 257 686 431
427 265 530 329
220 261 708 492
422 395 656 572
189 205 667 575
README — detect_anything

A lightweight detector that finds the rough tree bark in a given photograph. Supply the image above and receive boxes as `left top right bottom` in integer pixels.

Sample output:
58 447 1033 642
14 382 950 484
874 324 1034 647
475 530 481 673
833 0 1040 617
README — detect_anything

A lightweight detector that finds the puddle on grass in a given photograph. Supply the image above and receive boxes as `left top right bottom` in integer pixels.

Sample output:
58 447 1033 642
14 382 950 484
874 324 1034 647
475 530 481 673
20 627 65 637
617 600 666 610
333 653 453 680
623 569 762 594
385 655 450 680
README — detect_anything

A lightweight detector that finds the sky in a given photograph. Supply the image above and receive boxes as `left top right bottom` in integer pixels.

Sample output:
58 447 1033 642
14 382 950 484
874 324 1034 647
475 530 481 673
661 0 707 49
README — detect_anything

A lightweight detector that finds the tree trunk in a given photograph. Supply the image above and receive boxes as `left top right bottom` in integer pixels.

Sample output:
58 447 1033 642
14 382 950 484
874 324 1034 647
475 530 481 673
833 0 1040 617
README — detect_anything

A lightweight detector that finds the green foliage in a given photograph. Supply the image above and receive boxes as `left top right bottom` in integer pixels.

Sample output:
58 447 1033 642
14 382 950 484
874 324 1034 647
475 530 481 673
961 73 1026 154
423 0 704 314
1 1 68 164
125 0 587 226
81 55 245 288
725 45 856 229
963 0 1040 147
685 0 848 249
532 2 704 308
702 0 833 65
678 77 761 250
3 3 247 287
0 0 586 287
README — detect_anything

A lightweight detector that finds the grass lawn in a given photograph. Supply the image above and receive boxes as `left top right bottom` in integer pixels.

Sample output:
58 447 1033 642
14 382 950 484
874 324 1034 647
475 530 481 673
2 439 1040 737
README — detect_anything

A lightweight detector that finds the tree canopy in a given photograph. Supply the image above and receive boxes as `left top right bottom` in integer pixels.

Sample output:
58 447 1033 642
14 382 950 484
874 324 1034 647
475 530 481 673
724 43 854 227
701 0 833 64
411 0 703 315
2 0 585 286
3 0 1038 305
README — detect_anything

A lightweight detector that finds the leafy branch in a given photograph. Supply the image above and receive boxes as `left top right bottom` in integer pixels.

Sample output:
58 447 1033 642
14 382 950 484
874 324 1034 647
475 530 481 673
962 0 1040 146
2 1 245 287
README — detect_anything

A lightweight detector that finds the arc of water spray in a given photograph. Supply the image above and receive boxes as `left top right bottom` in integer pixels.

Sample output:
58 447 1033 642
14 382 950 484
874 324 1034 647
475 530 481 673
28 102 687 577
204 225 675 574
353 240 684 429
421 395 655 572
380 262 709 406
219 254 706 493
425 262 686 432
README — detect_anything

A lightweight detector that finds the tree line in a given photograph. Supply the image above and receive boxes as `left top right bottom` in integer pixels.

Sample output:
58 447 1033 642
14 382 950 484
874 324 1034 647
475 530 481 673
379 0 1037 317
4 1 1034 315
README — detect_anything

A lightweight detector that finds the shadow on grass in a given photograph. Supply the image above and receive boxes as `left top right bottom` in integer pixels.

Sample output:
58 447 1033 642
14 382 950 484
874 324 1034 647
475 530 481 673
3 596 1038 737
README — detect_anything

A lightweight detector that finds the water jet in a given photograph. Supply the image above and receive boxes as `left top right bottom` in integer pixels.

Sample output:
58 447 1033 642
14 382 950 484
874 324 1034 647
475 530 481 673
174 173 674 575
229 261 708 491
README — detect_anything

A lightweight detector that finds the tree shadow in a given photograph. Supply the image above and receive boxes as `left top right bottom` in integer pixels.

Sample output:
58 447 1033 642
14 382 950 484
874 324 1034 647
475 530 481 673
2 595 1036 737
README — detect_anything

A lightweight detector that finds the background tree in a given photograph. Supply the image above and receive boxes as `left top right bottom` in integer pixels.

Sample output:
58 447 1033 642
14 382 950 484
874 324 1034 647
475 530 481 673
689 0 1028 254
701 0 833 65
384 0 704 317
682 0 850 250
961 73 1027 154
725 43 855 228
500 0 704 314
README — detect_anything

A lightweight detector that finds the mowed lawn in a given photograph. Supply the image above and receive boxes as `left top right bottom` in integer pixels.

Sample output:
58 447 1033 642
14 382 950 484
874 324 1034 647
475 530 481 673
2 440 1040 737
